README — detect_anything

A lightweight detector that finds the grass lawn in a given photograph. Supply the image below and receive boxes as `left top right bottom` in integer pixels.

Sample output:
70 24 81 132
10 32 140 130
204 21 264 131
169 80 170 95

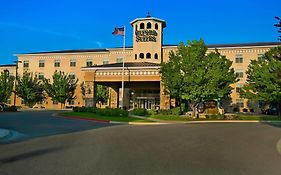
148 114 281 121
236 114 281 121
60 112 151 122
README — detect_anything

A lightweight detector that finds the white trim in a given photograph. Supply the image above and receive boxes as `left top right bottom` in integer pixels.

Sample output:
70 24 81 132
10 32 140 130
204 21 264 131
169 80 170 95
82 66 160 71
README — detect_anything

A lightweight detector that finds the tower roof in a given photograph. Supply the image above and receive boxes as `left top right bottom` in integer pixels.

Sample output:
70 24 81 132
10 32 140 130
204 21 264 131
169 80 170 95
130 17 166 28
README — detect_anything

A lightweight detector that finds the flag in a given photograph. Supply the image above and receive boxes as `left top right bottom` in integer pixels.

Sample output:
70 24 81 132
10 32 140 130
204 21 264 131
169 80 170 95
112 27 125 36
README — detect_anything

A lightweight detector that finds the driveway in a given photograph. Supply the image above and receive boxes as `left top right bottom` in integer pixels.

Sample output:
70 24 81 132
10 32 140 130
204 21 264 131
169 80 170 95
0 110 112 144
0 122 281 175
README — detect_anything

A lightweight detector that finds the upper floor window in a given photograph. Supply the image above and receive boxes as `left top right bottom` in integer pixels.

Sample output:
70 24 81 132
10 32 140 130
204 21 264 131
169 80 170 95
139 53 144 59
38 72 44 80
147 22 151 29
103 58 109 65
86 59 93 67
154 53 158 59
155 23 159 30
235 54 243 63
135 24 138 31
54 60 60 67
70 59 76 67
135 54 137 60
257 54 265 62
116 57 123 63
23 60 29 68
39 60 45 67
146 53 151 59
140 23 145 29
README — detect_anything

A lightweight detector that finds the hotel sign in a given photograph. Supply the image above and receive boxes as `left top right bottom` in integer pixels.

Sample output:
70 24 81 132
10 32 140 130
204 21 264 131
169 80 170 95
135 30 157 42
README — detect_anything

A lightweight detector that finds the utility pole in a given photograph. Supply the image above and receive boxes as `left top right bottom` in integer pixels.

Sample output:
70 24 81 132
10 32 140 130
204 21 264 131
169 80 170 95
13 60 22 106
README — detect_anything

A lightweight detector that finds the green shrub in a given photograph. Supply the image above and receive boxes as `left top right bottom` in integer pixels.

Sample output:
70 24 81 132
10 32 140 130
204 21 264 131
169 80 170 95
97 108 128 117
158 109 172 115
171 107 181 115
205 108 219 114
206 114 225 120
3 106 18 112
147 109 158 116
132 108 148 116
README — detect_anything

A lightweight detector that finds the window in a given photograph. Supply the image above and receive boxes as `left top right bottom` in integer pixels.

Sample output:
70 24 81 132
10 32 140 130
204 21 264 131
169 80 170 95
86 59 93 67
53 100 58 105
38 73 44 80
116 57 123 63
23 60 29 68
155 23 158 30
235 71 244 78
140 23 145 29
235 54 243 63
37 100 43 105
154 53 158 59
69 72 75 79
21 99 25 105
257 54 264 62
139 53 144 59
236 84 243 93
146 53 151 59
135 24 138 31
68 100 75 105
39 60 45 67
7 98 11 104
103 58 109 65
236 99 244 108
147 22 151 29
70 59 76 67
54 60 60 67
135 54 137 60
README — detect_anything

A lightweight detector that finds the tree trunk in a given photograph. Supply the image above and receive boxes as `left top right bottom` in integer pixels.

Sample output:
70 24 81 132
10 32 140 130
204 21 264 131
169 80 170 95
179 98 182 114
189 101 198 118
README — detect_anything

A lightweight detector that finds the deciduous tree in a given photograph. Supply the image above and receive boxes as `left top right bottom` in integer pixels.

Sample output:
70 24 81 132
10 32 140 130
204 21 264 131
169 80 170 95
44 71 78 108
0 70 15 104
16 72 44 107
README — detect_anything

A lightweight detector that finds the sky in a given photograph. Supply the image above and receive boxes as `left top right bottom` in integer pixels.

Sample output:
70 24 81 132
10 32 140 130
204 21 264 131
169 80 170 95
0 0 280 64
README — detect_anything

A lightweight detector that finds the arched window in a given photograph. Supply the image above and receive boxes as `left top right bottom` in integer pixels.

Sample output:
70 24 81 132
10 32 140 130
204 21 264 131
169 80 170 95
147 22 151 29
146 53 151 59
140 23 145 29
135 24 138 31
155 23 158 30
139 53 144 59
154 53 158 59
135 54 137 60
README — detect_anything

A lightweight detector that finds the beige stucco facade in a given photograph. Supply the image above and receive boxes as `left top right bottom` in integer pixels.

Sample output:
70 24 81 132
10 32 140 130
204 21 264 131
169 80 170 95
0 15 278 112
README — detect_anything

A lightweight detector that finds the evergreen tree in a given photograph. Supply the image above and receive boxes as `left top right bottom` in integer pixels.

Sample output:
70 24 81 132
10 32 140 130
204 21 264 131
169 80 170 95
43 71 78 108
16 72 45 107
0 70 15 104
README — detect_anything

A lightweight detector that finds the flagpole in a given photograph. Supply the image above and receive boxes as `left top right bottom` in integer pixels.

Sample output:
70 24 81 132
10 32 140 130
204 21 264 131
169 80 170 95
121 25 125 109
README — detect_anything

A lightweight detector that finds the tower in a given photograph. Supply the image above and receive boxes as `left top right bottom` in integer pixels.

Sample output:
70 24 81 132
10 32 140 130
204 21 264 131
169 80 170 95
130 13 166 63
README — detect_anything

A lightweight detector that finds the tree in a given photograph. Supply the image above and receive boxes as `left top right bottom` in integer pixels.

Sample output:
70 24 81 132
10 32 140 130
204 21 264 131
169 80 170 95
0 70 15 104
43 71 78 108
96 84 109 106
241 46 281 115
274 16 281 41
16 72 45 107
161 39 236 116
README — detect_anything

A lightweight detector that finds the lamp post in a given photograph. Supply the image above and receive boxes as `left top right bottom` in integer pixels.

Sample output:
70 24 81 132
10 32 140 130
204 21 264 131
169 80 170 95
13 60 22 107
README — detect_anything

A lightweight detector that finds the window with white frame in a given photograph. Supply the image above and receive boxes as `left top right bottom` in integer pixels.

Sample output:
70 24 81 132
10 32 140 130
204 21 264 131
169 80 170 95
70 59 76 67
54 60 60 67
103 58 109 65
23 60 29 68
39 60 45 67
86 59 93 67
235 54 243 63
116 57 123 63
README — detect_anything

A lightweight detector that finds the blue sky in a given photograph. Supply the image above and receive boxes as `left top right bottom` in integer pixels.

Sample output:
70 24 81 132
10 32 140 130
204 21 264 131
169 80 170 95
0 0 280 64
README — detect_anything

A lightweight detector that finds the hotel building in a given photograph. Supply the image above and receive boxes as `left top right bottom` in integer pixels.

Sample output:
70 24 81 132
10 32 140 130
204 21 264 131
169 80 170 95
1 15 280 112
